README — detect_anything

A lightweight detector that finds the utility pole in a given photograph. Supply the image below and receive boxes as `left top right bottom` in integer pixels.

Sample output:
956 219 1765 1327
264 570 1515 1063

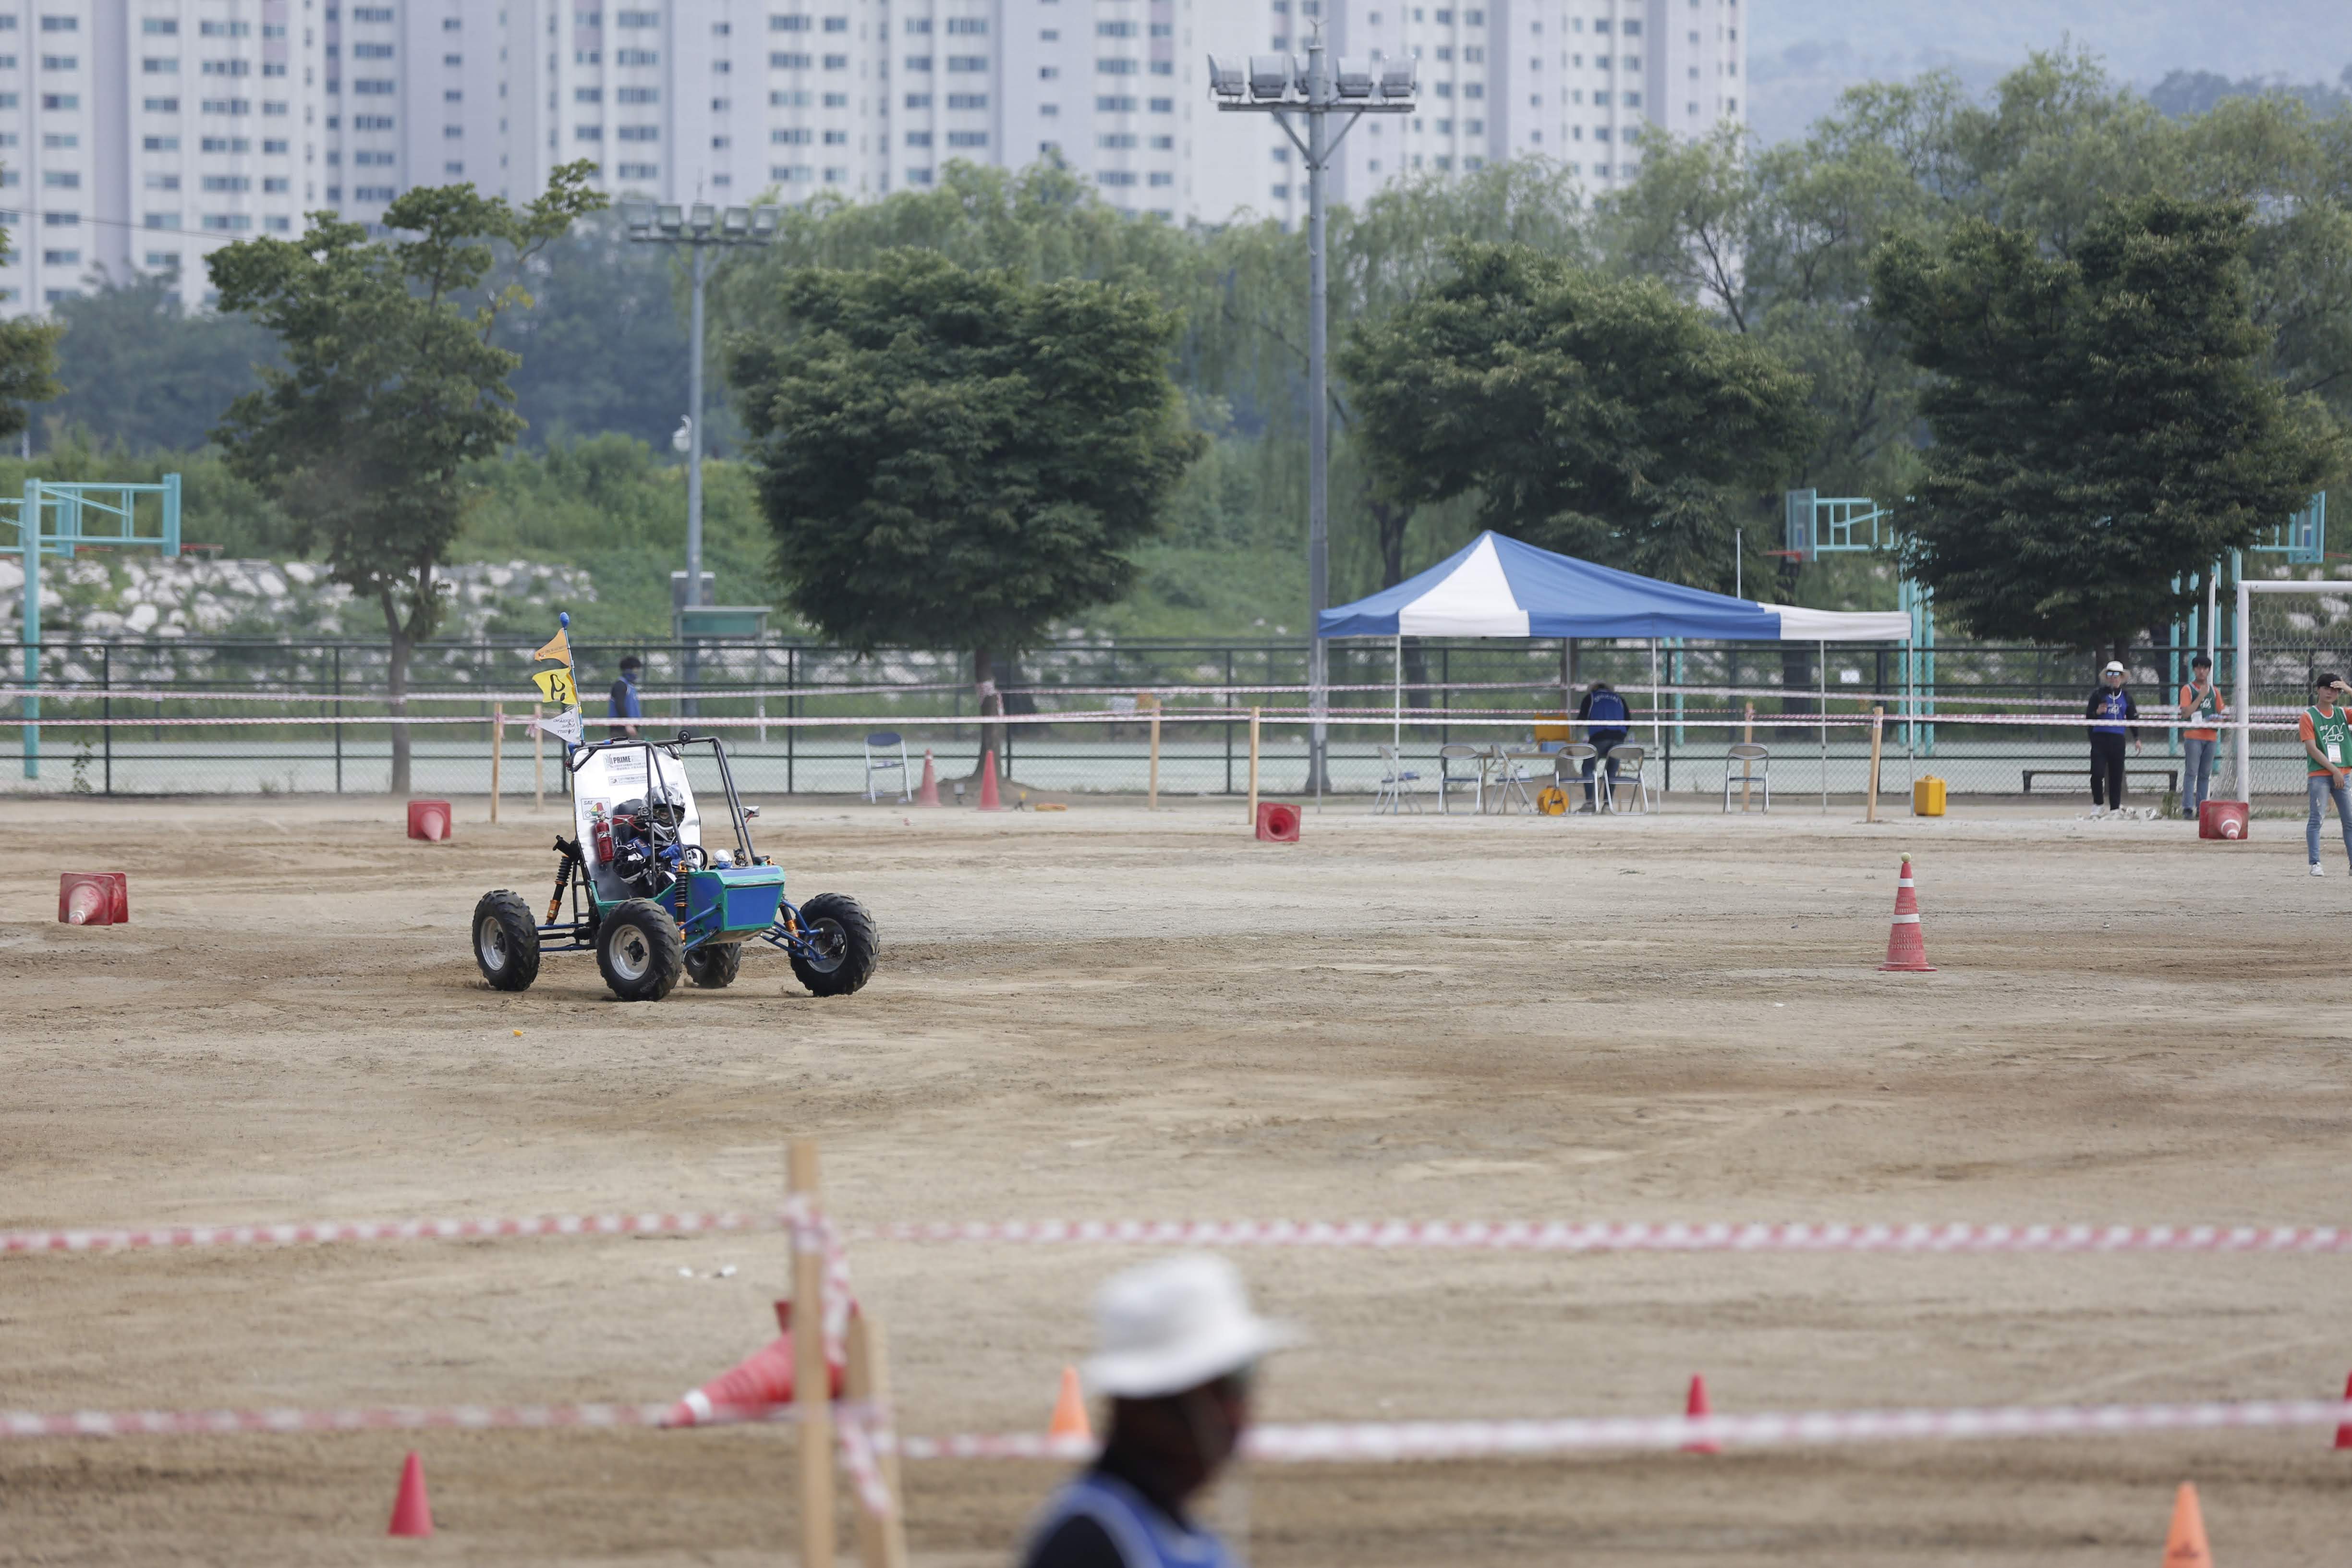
1209 38 1415 791
620 201 776 708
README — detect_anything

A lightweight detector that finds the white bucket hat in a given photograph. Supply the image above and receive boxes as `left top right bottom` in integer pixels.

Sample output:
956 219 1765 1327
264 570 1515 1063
1083 1254 1299 1398
2102 660 2128 674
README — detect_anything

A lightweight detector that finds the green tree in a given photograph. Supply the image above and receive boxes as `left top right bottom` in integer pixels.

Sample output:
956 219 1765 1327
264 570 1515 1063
1339 241 1818 592
727 248 1202 764
1870 194 2343 657
490 211 703 451
38 271 279 452
0 197 61 442
208 166 605 790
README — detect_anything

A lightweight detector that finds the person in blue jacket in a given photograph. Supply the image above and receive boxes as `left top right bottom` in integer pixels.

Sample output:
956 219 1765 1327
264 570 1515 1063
2085 659 2144 814
606 655 644 741
1575 681 1631 811
1018 1255 1295 1568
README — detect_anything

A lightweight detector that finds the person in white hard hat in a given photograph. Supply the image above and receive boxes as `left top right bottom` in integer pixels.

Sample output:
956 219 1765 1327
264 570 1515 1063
1017 1255 1297 1568
2084 659 2144 815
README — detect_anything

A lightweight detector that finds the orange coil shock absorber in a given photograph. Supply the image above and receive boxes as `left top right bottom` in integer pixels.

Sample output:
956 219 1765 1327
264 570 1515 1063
547 839 574 924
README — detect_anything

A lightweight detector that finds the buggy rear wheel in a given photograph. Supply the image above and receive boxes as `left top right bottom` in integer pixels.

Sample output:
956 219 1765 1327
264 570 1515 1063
473 890 541 992
789 892 879 997
596 898 684 1002
684 941 743 990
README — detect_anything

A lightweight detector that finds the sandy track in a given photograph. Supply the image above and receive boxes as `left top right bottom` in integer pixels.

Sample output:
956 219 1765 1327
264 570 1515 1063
4 794 2351 1565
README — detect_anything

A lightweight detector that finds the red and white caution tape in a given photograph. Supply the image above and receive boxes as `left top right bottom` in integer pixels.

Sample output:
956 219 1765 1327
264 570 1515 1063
854 1218 2352 1255
836 1406 901 1518
0 1402 680 1438
892 1397 2352 1462
0 1209 787 1255
16 1212 2352 1259
12 1397 2351 1457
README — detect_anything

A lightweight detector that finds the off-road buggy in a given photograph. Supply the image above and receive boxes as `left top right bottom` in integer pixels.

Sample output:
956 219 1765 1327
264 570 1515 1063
470 733 878 1002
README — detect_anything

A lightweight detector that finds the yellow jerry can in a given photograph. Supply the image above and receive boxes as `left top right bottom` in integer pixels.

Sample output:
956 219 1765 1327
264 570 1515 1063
1912 776 1947 816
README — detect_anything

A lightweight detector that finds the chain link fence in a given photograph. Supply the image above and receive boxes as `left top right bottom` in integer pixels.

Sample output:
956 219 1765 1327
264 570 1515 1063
3 633 2335 801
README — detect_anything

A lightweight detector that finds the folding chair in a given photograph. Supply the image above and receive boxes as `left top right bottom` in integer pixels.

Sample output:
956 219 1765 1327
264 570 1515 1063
1436 743 1484 814
1372 743 1424 814
863 730 911 802
1722 742 1770 812
1557 742 1599 812
1492 748 1548 814
1599 743 1650 814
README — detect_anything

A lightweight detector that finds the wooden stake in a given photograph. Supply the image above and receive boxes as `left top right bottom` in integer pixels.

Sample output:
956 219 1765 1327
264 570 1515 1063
1741 701 1754 813
1246 706 1261 826
489 704 504 825
1866 705 1885 823
533 703 545 810
1148 705 1161 811
846 1313 910 1568
789 1142 836 1568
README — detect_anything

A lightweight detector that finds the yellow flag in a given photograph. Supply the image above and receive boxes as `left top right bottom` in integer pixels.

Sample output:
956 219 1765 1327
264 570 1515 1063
531 668 579 707
533 627 571 667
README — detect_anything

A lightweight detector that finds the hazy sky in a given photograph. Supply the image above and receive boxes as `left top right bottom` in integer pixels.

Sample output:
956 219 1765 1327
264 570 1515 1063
1748 0 2352 142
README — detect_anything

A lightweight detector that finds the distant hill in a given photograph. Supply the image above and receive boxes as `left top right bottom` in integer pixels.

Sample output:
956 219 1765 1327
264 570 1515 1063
1748 0 2352 143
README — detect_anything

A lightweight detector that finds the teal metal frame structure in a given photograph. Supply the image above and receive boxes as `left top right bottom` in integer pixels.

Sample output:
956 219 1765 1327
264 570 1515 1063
3 475 182 779
1787 489 2327 762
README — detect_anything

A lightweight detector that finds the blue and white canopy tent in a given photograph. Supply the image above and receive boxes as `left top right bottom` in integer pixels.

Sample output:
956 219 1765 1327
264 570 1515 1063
1316 531 1914 806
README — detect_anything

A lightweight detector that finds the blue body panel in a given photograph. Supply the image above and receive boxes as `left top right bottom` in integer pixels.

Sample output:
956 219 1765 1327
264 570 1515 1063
680 865 786 946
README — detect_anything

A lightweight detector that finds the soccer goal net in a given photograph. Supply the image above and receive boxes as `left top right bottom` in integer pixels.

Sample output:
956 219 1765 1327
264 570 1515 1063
2238 578 2352 796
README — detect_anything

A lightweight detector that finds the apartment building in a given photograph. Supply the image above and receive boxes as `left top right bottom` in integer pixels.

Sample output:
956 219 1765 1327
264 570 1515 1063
0 0 1741 317
0 0 327 311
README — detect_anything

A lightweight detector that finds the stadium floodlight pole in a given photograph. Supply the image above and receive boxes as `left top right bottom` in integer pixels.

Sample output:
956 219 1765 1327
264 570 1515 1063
620 200 776 704
1209 36 1415 793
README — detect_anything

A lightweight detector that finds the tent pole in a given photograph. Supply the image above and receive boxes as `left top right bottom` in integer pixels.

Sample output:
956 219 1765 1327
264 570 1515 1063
1819 639 1828 814
1649 637 1660 764
1394 634 1403 752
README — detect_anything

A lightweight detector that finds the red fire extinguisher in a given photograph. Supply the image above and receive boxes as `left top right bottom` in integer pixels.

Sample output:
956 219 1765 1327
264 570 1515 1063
591 805 614 863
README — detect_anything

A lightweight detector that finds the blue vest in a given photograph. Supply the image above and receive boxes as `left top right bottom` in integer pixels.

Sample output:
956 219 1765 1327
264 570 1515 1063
1586 691 1628 729
1025 1472 1237 1568
2092 690 2130 735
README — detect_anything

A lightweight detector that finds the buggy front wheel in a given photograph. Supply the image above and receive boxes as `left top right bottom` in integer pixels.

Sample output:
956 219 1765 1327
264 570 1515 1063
789 893 879 997
473 890 541 992
597 898 684 1002
684 941 743 989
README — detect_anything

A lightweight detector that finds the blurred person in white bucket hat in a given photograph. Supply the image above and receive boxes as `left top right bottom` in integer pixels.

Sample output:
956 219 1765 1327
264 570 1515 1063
1018 1254 1297 1568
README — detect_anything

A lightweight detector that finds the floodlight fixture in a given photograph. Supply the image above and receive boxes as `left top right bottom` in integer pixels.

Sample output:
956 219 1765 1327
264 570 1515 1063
1248 54 1293 100
750 205 779 238
620 198 656 235
689 201 715 235
1207 53 1246 97
1379 57 1417 98
722 206 751 236
656 202 684 234
1335 57 1373 97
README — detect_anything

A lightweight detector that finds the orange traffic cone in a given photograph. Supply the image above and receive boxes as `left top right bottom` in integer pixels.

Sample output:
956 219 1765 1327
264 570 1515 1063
1681 1374 1720 1454
663 1301 846 1427
977 749 1003 811
1048 1365 1092 1442
915 749 941 807
2332 1369 2352 1449
1879 853 1936 972
387 1450 434 1538
2161 1482 2212 1567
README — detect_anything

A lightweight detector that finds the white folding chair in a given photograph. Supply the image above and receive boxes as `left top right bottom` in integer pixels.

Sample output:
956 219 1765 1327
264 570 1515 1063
1599 743 1650 814
1555 743 1600 813
1722 742 1770 812
1372 743 1424 814
1492 748 1548 814
1436 743 1484 814
863 730 911 802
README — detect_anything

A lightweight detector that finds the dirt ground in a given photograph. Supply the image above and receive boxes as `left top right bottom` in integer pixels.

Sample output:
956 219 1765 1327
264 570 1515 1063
4 790 2352 1566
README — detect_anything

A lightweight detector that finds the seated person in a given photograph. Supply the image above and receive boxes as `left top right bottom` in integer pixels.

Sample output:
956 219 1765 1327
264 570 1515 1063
1576 682 1629 811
